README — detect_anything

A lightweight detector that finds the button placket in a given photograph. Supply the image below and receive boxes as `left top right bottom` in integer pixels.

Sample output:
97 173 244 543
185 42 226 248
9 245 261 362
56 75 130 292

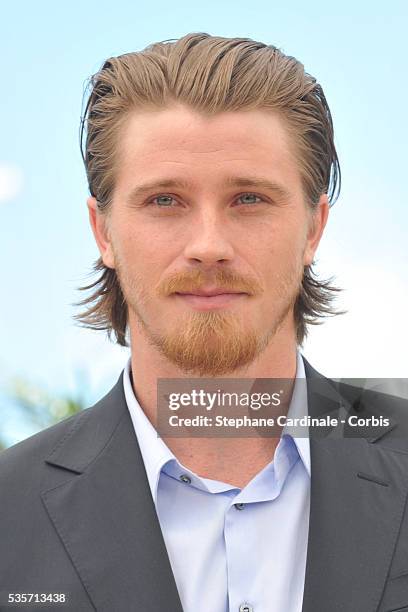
226 502 254 612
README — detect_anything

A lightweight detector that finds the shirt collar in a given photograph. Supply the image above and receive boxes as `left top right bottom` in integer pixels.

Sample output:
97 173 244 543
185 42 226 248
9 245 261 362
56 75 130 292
124 350 311 503
283 352 311 477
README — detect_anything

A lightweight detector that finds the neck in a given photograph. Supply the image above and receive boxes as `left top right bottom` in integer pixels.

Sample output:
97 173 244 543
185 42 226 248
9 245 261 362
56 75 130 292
129 316 299 489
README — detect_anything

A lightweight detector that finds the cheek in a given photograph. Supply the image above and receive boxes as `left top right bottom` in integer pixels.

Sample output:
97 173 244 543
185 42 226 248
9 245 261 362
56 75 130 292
114 219 162 261
259 224 305 265
261 233 305 289
114 226 178 294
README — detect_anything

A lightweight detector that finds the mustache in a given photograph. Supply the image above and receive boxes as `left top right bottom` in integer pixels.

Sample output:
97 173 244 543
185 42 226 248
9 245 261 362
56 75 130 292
156 268 263 297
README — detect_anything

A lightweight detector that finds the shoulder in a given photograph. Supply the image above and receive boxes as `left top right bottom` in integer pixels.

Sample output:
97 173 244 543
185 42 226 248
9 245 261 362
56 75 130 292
0 407 93 485
0 370 126 487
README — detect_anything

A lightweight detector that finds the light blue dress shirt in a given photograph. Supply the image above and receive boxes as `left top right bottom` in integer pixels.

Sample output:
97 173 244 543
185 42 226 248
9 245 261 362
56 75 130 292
123 351 311 612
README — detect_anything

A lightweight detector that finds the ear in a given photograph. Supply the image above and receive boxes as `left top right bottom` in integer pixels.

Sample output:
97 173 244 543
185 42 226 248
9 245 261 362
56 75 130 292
303 194 329 266
87 196 116 269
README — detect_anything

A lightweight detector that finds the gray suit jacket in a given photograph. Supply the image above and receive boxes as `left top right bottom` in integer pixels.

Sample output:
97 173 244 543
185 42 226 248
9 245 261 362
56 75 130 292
1 358 408 612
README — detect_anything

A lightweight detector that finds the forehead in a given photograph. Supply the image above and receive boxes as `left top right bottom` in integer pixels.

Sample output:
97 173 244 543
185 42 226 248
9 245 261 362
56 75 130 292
114 104 302 194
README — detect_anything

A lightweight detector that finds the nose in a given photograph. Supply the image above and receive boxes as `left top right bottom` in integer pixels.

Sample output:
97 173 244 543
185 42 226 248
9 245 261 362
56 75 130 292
182 209 235 265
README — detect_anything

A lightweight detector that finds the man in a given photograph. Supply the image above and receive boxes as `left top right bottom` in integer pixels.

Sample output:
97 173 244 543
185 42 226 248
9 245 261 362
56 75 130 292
1 32 408 612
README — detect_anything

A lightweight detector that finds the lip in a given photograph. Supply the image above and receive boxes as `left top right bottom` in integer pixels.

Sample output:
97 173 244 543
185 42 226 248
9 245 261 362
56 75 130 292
174 290 248 310
175 288 247 297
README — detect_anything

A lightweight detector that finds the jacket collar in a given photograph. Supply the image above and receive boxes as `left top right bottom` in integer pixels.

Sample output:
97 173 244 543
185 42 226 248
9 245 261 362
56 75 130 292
43 373 184 612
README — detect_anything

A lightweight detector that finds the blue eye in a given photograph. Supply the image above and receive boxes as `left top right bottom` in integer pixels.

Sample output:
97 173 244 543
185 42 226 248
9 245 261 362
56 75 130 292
237 193 262 205
147 192 264 209
150 195 175 207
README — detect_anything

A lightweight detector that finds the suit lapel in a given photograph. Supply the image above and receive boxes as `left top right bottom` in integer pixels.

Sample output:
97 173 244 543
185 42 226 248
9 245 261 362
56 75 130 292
41 373 183 612
301 358 408 612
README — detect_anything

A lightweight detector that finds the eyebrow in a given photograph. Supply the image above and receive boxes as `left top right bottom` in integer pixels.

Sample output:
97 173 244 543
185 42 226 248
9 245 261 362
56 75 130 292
126 176 293 205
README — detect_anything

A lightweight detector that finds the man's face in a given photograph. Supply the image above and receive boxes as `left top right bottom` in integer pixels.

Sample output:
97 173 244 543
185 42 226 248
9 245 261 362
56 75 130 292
89 104 328 376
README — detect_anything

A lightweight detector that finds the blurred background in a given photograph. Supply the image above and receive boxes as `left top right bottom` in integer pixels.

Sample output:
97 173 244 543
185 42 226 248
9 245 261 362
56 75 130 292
1 0 407 449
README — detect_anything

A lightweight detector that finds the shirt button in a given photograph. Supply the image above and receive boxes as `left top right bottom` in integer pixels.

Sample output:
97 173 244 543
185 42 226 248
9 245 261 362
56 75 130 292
179 474 191 484
234 503 245 510
239 604 253 612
